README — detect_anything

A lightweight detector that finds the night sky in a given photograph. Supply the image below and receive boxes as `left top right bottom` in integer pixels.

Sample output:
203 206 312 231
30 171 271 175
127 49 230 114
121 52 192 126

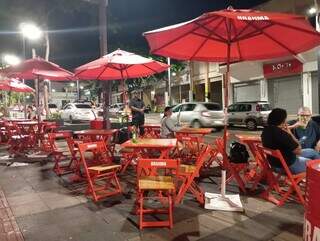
0 0 269 70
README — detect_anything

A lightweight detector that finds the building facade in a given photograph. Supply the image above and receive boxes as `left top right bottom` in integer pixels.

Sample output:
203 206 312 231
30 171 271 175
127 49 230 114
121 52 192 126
183 0 319 114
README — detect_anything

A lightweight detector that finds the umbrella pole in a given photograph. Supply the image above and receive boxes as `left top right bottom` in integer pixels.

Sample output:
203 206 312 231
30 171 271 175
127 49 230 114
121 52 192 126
204 41 243 212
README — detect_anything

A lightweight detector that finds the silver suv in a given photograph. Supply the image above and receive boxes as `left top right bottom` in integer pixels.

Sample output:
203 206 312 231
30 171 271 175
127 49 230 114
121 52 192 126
169 102 224 130
227 102 271 130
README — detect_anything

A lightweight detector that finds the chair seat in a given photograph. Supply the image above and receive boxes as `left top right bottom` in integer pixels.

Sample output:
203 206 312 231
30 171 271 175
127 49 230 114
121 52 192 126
179 164 196 173
88 164 121 172
139 176 174 190
11 135 29 140
119 148 134 153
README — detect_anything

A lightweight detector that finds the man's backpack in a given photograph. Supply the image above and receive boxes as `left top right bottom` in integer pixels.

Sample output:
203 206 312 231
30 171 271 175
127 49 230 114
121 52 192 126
229 141 249 164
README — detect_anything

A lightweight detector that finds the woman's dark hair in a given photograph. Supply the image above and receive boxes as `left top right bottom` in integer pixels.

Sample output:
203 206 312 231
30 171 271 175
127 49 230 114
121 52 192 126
163 106 172 117
267 108 287 126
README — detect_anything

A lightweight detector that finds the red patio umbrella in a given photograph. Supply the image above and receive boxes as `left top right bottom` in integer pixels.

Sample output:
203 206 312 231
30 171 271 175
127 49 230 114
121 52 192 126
1 57 74 80
1 57 75 120
75 49 169 121
143 7 320 210
75 49 169 81
0 78 34 93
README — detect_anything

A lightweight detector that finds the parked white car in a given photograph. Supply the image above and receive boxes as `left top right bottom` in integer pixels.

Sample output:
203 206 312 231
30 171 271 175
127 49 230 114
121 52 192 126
60 103 96 123
161 102 225 130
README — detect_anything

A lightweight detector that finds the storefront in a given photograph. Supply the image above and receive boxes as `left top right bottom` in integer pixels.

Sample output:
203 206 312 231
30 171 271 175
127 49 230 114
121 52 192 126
264 59 303 114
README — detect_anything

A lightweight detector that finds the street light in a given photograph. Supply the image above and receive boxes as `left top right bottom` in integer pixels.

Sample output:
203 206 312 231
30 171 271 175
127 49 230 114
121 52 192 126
2 54 21 66
309 6 317 15
20 23 42 41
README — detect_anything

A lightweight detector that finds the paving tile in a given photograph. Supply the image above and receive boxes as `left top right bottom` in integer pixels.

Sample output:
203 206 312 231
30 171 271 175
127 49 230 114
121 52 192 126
7 193 42 207
11 200 49 218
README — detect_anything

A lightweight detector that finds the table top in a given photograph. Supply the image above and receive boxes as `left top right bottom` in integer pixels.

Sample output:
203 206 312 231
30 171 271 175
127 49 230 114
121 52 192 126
177 127 213 135
143 124 161 128
235 134 261 142
3 118 30 122
121 138 177 148
74 129 118 135
16 121 39 125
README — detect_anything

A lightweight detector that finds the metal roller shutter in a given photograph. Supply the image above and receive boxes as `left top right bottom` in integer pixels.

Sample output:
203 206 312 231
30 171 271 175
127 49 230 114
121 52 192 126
268 75 302 115
233 81 260 103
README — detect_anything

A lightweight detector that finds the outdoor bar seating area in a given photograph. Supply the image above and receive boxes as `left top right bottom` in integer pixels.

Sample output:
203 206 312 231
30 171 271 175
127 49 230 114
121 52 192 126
1 5 320 241
0 120 310 230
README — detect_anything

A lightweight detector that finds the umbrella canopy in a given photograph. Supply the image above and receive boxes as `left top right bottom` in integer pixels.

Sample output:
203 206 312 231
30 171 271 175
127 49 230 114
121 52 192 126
74 49 169 80
143 8 320 62
31 70 75 81
0 78 34 93
143 7 320 198
1 57 74 81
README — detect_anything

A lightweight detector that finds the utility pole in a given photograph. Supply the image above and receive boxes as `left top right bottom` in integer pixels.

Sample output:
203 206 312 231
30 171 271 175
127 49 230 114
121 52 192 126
99 0 110 128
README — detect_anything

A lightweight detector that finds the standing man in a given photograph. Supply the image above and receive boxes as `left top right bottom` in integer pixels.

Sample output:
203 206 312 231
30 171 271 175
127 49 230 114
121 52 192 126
129 90 145 135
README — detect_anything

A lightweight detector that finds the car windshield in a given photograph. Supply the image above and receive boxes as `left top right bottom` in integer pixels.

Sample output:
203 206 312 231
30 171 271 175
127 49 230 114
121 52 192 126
203 103 222 111
258 104 271 111
48 104 57 108
75 104 92 109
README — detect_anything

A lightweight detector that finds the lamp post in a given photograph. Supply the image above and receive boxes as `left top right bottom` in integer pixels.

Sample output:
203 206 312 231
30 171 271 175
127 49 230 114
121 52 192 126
19 23 43 119
308 2 320 113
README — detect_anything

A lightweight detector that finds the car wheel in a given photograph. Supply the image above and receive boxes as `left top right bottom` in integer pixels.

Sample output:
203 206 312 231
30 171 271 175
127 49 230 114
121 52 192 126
191 120 201 128
246 119 257 131
69 115 74 124
215 127 223 132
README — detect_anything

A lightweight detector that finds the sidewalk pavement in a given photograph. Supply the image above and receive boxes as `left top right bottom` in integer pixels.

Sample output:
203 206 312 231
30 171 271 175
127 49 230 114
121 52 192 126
0 146 304 241
0 187 23 241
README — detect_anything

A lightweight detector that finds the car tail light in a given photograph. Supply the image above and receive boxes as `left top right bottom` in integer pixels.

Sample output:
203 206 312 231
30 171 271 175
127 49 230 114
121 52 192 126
201 111 211 117
256 105 261 111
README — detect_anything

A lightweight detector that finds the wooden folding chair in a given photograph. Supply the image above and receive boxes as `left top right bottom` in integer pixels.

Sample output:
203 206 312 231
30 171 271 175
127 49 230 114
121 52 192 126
175 135 205 163
78 142 122 202
137 158 179 229
256 144 305 206
143 126 160 138
175 144 211 205
47 131 77 176
5 122 31 156
215 137 247 193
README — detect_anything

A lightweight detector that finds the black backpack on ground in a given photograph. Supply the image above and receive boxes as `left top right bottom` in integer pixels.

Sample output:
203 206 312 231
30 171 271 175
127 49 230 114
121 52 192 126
229 141 249 164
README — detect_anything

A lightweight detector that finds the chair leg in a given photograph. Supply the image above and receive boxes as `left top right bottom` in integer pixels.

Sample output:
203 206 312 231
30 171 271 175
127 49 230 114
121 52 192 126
139 191 144 230
169 195 173 229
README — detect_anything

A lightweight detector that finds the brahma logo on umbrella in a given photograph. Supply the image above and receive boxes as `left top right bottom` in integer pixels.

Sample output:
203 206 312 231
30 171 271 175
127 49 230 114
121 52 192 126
237 16 270 21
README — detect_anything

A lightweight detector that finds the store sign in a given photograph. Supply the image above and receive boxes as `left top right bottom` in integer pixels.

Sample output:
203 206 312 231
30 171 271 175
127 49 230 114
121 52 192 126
263 59 302 79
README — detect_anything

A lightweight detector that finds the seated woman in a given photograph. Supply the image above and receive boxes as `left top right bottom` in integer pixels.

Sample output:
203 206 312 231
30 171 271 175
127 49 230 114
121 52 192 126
261 108 320 174
160 106 181 138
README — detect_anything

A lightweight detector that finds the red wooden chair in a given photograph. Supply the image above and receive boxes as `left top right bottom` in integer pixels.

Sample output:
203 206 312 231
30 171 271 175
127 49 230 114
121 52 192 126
136 158 179 229
47 131 77 176
5 122 31 156
143 126 160 138
175 135 205 163
215 137 248 193
78 141 122 202
175 144 211 205
256 144 305 206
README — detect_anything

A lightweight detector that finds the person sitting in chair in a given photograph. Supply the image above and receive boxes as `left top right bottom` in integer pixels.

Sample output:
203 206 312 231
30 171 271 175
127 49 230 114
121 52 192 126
160 106 181 138
289 107 320 153
261 108 320 174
